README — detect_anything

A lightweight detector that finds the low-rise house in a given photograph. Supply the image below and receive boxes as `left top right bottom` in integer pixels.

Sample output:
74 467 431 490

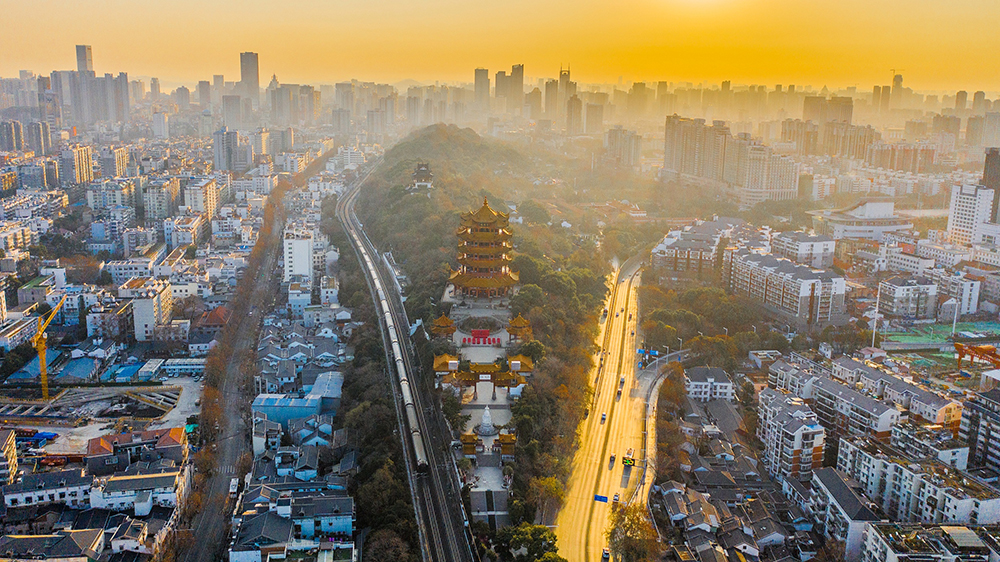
1 468 92 509
86 428 188 476
685 367 735 402
89 466 189 516
0 529 104 562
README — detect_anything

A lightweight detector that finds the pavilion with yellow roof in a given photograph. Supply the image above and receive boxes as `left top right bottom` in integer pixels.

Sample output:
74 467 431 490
429 314 457 338
449 197 519 299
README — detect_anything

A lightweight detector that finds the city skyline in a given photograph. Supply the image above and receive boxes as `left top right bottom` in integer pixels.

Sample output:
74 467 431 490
2 0 999 91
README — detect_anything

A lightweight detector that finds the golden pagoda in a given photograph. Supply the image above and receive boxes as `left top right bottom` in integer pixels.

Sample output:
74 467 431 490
507 314 532 342
449 197 519 299
429 314 457 338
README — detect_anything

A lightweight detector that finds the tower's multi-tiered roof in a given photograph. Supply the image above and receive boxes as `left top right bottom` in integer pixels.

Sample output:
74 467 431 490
449 198 519 298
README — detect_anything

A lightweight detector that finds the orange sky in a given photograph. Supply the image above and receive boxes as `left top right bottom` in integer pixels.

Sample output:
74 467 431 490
2 0 999 92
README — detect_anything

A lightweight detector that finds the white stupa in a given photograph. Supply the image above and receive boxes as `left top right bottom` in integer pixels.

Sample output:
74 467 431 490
477 405 499 436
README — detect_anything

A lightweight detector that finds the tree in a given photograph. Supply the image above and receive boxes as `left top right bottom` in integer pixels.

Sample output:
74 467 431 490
516 340 546 363
495 522 562 562
365 529 410 562
442 392 471 433
605 503 661 562
528 476 565 520
518 200 551 225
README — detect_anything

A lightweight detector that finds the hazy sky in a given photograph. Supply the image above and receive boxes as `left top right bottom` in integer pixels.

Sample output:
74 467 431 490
2 0 999 92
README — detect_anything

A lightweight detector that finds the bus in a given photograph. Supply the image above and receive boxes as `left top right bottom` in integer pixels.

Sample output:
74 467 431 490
229 478 239 498
622 448 635 466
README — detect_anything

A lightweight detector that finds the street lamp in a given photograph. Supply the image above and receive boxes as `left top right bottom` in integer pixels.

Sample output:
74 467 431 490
677 337 683 349
723 327 729 336
752 325 756 333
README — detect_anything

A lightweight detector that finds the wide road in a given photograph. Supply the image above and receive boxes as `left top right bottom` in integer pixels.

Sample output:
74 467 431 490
184 184 286 562
556 256 656 562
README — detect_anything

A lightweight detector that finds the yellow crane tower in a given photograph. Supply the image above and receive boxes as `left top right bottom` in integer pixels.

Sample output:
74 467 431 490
33 295 66 401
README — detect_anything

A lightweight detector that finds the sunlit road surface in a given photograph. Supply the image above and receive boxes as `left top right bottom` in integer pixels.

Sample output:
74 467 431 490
556 257 656 561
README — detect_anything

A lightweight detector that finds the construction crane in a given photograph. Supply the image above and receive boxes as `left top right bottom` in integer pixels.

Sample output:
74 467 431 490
33 295 66 401
955 342 1000 369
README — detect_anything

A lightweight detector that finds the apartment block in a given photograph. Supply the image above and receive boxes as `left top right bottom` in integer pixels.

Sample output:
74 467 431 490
961 389 1000 472
723 249 847 327
878 274 938 319
838 436 1000 524
833 357 962 431
757 388 825 483
771 231 836 269
806 468 879 560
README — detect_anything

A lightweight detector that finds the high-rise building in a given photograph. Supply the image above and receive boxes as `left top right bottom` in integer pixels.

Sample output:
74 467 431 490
544 80 558 118
509 64 524 111
99 146 128 178
283 227 315 283
474 68 489 110
144 177 181 221
197 80 211 109
25 122 50 155
152 113 169 139
566 95 583 135
75 45 93 73
984 148 1000 222
974 91 988 114
585 103 604 134
222 95 243 131
605 126 641 168
947 184 996 246
60 144 94 185
149 78 160 100
240 52 260 106
558 67 570 106
0 121 24 151
213 127 240 172
891 73 903 108
494 71 508 103
184 178 219 218
956 90 969 111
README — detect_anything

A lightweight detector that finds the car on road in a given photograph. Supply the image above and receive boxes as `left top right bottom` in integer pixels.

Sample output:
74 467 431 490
619 376 625 387
600 412 607 423
610 454 616 464
613 493 620 503
584 409 589 418
616 389 622 400
615 312 619 317
602 549 610 560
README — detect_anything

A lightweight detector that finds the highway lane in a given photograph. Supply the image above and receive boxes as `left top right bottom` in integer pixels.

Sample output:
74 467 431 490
556 257 648 562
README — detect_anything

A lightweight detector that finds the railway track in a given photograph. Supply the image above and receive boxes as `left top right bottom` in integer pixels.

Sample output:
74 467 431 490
337 160 474 562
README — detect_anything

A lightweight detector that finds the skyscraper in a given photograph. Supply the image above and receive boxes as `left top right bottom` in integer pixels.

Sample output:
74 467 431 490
25 122 50 155
494 71 508 101
566 95 583 135
198 80 211 109
76 45 93 73
544 80 558 118
956 90 969 111
474 68 490 110
510 64 524 111
240 52 260 106
984 148 1000 222
150 78 160 101
0 121 24 151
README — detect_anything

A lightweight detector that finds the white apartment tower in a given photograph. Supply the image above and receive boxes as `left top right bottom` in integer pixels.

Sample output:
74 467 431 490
283 227 315 283
947 184 997 246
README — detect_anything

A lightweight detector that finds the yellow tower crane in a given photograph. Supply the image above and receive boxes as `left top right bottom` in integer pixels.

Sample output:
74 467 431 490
33 295 66 401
